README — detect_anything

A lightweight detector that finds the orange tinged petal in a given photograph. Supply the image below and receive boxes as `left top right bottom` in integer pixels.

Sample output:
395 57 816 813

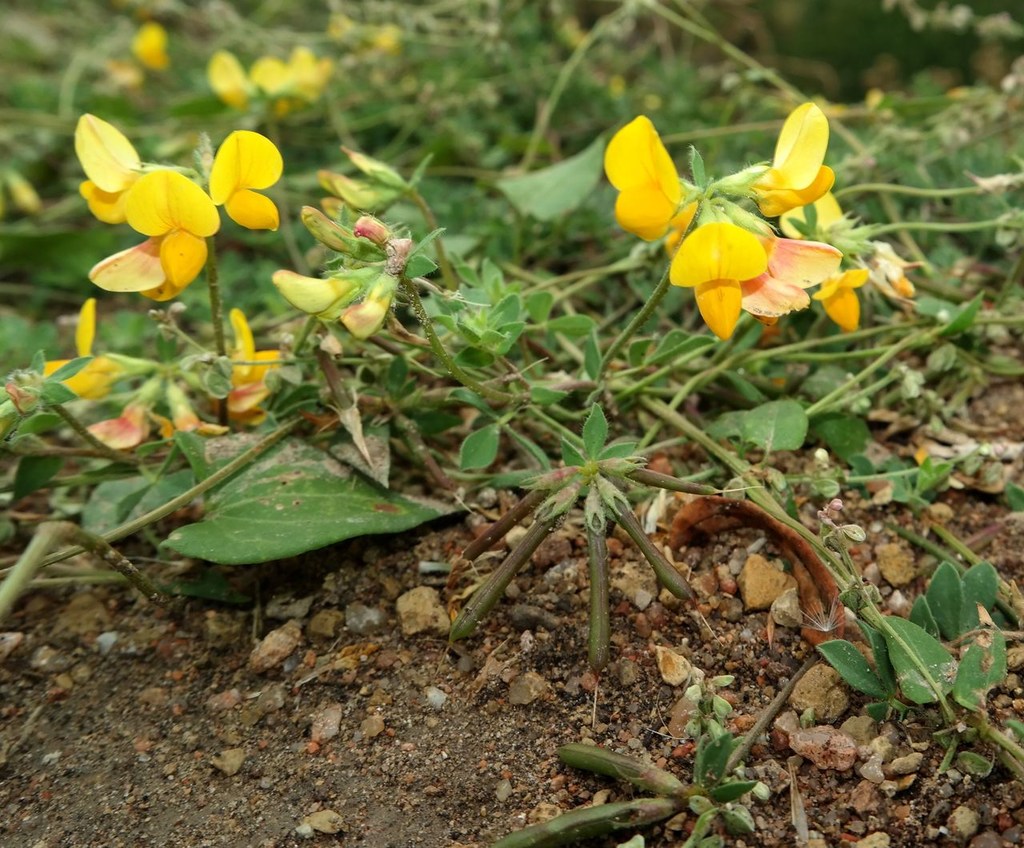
818 286 861 332
89 238 166 293
762 236 842 288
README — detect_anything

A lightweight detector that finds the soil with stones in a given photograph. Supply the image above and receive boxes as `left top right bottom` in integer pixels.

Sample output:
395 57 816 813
3 396 1024 848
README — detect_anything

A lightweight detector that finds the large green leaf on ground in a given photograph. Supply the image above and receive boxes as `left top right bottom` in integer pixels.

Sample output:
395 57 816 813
163 436 456 564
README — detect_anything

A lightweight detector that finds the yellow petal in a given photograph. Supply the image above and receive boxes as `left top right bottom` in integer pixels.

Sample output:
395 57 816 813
75 298 97 357
772 102 829 190
229 307 256 363
695 280 743 340
80 180 129 224
837 268 870 290
210 130 283 202
208 50 250 108
604 116 679 197
225 189 279 230
159 229 208 290
615 187 679 241
251 56 289 96
272 269 363 318
62 357 121 400
779 192 844 238
756 166 835 217
75 114 141 192
670 223 768 289
132 21 169 71
820 286 861 332
89 238 166 292
126 170 220 238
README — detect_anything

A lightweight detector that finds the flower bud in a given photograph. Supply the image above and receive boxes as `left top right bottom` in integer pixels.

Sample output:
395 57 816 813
340 273 398 339
318 169 401 211
300 206 386 261
6 172 41 215
272 268 375 320
0 399 18 439
353 214 391 246
4 380 39 415
342 147 408 190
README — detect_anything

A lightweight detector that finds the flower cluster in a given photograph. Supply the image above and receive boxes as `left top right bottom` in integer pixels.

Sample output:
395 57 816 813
75 114 282 301
208 47 333 115
604 103 914 338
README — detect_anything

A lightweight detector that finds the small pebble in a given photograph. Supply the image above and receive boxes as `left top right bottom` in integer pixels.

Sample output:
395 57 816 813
424 686 447 710
0 632 24 663
655 646 692 687
248 621 303 673
949 805 981 843
301 809 344 834
345 603 387 635
307 610 345 641
509 604 559 632
886 752 924 776
95 631 119 656
211 748 246 776
495 778 513 802
737 554 797 611
310 704 343 743
789 664 850 723
855 833 890 848
361 715 385 738
509 671 549 705
395 587 449 636
788 726 857 771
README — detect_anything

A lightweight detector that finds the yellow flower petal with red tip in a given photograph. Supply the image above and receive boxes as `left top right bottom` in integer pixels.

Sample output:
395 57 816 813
604 116 681 241
762 236 842 287
780 191 844 239
80 180 129 224
159 230 209 289
126 170 219 238
210 131 283 230
208 50 251 108
132 21 169 71
670 222 767 289
75 114 141 193
89 238 166 292
75 298 97 357
695 280 743 340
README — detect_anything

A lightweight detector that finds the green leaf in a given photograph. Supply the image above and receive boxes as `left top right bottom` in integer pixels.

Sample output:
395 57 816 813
812 414 871 463
939 293 984 337
910 595 940 637
525 291 554 323
496 135 605 221
164 568 249 603
817 639 891 698
38 381 77 405
583 331 601 380
14 412 62 436
530 386 569 405
13 455 64 500
582 406 608 458
708 781 757 803
406 253 437 278
689 145 706 187
646 330 714 366
460 423 501 470
861 622 897 694
926 561 964 640
82 470 196 535
599 441 639 461
881 616 957 704
961 561 998 634
1007 482 1024 511
694 733 735 787
546 314 596 336
163 437 455 564
953 631 1006 711
741 400 808 452
561 437 586 467
44 355 94 382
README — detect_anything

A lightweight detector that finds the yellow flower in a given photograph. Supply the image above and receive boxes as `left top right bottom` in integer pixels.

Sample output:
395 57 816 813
340 273 399 339
604 116 683 241
225 309 279 424
208 50 252 109
753 103 835 218
209 131 282 230
42 299 122 399
247 47 333 114
670 222 768 340
272 269 368 320
740 236 842 319
813 268 870 332
132 21 169 71
286 46 334 101
90 170 220 301
867 241 917 299
75 114 142 224
779 191 844 240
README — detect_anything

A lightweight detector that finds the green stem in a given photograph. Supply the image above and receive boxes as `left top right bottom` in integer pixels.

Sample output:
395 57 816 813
970 716 1024 783
399 277 515 404
612 497 695 602
408 189 458 291
0 522 66 625
835 182 984 200
871 218 1024 237
50 403 139 465
804 327 940 417
627 468 719 496
586 525 611 672
205 237 227 359
599 263 674 379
